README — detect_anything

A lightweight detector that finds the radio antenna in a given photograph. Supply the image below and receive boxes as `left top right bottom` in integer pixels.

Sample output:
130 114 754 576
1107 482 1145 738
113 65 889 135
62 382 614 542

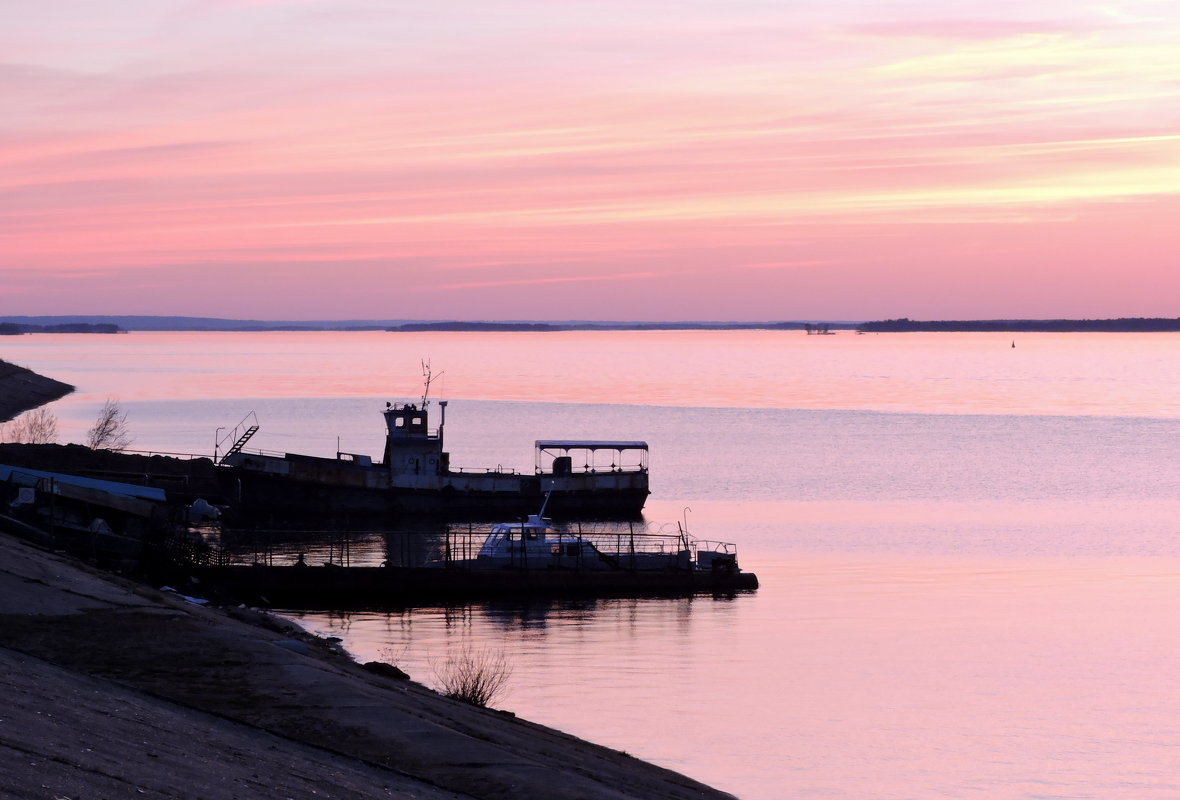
420 359 444 408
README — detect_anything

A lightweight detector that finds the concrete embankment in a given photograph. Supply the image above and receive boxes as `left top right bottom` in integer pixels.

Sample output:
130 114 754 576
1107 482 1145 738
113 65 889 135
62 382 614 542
0 530 734 800
0 359 74 422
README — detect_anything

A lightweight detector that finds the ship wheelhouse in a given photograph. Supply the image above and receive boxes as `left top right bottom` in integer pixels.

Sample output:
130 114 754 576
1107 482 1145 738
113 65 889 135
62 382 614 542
382 400 448 483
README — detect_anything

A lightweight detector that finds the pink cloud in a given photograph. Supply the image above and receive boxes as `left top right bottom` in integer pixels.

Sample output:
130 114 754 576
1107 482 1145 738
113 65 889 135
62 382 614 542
3 1 1180 319
848 19 1087 41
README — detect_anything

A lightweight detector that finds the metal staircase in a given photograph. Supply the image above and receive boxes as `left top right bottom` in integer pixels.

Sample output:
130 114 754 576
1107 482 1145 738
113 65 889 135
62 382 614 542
216 412 260 464
220 425 258 460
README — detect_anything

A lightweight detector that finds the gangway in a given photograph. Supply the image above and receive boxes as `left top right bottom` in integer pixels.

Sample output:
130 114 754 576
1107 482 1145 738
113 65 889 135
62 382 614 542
216 412 259 465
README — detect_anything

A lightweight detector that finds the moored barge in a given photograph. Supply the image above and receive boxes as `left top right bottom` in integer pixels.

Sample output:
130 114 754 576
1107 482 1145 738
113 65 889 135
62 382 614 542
185 506 757 608
191 563 758 609
217 399 650 521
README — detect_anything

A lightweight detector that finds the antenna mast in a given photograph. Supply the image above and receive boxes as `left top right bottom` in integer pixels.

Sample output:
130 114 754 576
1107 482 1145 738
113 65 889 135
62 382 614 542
420 359 444 408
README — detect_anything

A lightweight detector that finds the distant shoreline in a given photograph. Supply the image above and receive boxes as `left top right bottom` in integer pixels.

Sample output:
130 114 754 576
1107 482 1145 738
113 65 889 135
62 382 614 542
386 321 841 332
0 322 123 335
857 318 1180 333
1 315 856 332
5 315 1180 333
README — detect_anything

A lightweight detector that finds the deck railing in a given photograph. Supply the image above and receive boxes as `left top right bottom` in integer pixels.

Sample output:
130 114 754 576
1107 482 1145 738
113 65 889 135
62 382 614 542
170 521 738 573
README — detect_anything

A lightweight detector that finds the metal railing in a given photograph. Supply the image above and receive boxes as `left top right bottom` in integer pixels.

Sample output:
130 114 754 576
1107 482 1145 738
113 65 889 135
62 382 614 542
174 521 739 573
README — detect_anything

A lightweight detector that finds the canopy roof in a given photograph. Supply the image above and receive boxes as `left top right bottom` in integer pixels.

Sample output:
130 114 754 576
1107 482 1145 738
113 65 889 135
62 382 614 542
535 440 648 451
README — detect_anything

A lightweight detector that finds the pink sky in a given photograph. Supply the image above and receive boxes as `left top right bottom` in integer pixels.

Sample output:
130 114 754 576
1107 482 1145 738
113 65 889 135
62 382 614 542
3 1 1179 321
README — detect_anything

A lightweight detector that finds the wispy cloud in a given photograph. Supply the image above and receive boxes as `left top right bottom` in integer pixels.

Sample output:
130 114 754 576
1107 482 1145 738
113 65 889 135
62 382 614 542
849 18 1087 41
4 0 1180 318
422 271 664 293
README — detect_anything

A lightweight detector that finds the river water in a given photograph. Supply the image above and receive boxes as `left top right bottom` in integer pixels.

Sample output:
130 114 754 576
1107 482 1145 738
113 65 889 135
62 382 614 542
6 330 1180 798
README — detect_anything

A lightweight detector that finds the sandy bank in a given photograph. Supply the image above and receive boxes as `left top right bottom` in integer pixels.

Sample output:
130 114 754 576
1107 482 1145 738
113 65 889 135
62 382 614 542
0 530 733 799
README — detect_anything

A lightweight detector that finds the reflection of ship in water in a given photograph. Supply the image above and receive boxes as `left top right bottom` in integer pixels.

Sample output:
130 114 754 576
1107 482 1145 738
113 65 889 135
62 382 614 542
193 517 738 570
217 397 650 522
188 519 452 569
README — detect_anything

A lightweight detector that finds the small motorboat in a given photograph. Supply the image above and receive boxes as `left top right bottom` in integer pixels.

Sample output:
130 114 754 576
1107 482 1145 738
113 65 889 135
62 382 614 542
435 493 745 574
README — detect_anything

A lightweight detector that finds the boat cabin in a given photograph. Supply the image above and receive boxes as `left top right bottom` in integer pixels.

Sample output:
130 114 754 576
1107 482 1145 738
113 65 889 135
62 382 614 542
382 400 450 477
477 515 609 568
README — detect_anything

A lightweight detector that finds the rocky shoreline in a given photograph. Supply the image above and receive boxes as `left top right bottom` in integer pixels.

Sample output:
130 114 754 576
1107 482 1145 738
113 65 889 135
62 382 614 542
0 530 734 799
0 359 74 422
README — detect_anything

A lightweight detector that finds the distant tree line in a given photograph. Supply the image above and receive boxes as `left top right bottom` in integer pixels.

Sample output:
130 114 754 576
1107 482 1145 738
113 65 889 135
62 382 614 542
857 318 1180 333
0 322 123 335
388 321 860 332
390 322 565 332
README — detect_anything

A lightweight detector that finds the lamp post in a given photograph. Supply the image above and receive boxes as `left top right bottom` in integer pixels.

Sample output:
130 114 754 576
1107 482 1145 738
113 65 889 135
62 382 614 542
214 426 225 463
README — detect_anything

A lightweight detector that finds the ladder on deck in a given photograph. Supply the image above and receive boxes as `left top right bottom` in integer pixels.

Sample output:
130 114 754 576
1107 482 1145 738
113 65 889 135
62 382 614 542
216 412 260 464
221 425 258 461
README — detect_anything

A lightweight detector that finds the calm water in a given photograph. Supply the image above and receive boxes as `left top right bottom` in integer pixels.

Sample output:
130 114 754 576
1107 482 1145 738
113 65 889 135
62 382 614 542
6 330 1180 798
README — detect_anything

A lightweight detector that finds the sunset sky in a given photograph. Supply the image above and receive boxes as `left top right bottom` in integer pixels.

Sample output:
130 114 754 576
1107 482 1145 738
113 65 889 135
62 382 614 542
3 1 1179 321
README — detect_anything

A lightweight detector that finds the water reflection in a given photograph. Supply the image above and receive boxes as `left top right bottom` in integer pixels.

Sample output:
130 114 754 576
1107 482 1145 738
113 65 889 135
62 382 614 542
288 590 731 671
200 520 451 568
11 330 1180 419
290 558 1180 800
13 331 1180 798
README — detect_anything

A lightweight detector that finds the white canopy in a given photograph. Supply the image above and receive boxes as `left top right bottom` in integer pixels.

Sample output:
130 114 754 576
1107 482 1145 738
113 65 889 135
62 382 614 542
535 440 648 451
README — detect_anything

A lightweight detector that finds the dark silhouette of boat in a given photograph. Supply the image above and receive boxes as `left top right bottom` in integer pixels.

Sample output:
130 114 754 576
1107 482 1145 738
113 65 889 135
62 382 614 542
217 400 650 521
188 500 757 607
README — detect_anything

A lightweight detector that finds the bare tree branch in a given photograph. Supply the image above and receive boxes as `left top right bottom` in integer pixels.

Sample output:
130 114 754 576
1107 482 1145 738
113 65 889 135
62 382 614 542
1 407 59 444
86 398 132 451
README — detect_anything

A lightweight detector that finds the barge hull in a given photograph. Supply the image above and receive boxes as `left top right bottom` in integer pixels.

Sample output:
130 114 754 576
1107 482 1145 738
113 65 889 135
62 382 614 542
218 400 651 522
220 468 650 521
196 564 758 608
